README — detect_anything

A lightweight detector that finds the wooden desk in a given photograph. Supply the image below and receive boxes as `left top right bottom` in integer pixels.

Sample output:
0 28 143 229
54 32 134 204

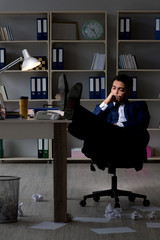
0 118 70 222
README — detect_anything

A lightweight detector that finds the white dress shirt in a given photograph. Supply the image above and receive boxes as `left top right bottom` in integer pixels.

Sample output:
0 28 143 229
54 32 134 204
99 101 127 127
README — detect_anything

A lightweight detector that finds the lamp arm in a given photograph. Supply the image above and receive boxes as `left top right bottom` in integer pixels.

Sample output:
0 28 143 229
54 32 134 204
0 56 23 74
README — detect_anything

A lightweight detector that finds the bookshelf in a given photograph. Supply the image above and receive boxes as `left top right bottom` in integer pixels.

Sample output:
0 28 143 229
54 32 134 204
117 11 160 161
0 11 107 162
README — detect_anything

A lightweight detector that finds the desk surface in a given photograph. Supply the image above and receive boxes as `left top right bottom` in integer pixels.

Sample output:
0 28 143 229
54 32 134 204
0 118 70 139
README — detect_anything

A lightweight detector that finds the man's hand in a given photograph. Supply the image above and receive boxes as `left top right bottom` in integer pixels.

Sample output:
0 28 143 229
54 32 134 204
103 92 118 105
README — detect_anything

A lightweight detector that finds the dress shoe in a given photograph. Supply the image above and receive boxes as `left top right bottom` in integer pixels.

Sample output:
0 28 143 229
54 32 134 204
57 74 69 110
64 82 82 120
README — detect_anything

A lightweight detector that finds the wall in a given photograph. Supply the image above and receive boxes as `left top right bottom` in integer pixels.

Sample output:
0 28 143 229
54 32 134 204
1 0 160 83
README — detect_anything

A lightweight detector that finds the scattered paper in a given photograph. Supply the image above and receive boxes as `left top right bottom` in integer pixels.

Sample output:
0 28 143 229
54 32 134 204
91 227 136 235
132 205 160 212
30 222 67 230
146 222 160 228
146 211 156 219
130 211 143 220
73 217 110 223
32 193 43 202
104 203 122 219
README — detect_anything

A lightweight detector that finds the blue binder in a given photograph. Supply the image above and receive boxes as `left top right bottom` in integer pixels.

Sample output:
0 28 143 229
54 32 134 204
89 77 95 99
36 77 42 99
155 18 160 40
119 18 125 39
100 76 105 99
41 77 48 99
0 48 6 69
30 77 37 99
95 77 100 99
42 18 48 40
57 48 64 69
37 18 43 40
52 48 58 69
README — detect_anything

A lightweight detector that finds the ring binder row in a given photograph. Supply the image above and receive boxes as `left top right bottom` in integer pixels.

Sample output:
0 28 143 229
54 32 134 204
52 48 64 70
119 17 160 40
36 18 48 40
38 139 49 158
30 77 48 99
89 76 105 99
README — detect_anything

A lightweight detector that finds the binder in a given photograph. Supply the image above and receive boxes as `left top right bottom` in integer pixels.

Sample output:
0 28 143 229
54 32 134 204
100 76 105 99
37 18 43 40
41 77 48 99
36 77 42 99
95 77 100 99
38 139 43 158
58 48 64 69
52 48 58 69
42 18 48 40
89 77 95 99
0 48 6 69
119 18 125 39
130 76 137 99
30 77 37 99
125 18 131 40
155 18 160 40
43 139 49 158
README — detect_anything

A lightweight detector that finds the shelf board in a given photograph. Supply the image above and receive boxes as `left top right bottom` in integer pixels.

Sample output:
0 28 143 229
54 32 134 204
51 40 106 43
0 40 48 44
118 40 160 43
51 69 106 73
118 69 160 72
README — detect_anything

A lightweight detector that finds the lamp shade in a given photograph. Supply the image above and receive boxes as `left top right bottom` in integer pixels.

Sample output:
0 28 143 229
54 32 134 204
21 49 41 71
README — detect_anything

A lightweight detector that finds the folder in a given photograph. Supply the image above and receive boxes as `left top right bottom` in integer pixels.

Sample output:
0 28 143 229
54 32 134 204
37 18 43 40
30 77 37 99
36 77 42 99
41 77 48 99
100 76 105 99
131 76 137 99
43 139 49 158
0 48 6 69
125 18 131 40
155 18 160 40
38 139 43 158
42 18 48 40
52 48 58 69
89 77 95 99
95 77 100 99
58 48 64 69
119 18 125 39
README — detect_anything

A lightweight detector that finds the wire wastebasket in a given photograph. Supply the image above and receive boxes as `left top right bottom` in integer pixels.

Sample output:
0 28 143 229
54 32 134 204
0 176 20 223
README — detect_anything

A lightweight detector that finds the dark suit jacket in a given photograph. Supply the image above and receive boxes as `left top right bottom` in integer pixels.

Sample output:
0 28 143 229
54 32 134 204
93 100 150 132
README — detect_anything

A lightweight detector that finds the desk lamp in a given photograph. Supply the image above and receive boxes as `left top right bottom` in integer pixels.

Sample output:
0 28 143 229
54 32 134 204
0 49 41 73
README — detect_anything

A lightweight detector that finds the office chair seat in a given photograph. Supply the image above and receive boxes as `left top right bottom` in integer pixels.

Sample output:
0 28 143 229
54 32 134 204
79 165 150 208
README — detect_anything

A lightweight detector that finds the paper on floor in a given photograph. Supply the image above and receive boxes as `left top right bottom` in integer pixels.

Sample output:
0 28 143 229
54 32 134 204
91 227 136 234
30 222 67 230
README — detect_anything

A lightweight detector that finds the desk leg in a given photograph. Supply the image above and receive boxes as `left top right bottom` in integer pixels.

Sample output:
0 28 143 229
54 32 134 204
53 123 67 222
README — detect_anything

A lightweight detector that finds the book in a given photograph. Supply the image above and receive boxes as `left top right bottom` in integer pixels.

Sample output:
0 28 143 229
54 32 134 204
0 85 8 101
91 53 106 70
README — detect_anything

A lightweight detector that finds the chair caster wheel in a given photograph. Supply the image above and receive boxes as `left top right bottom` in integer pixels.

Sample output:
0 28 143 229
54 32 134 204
79 200 86 207
129 195 136 202
115 202 120 208
93 196 100 202
143 199 150 206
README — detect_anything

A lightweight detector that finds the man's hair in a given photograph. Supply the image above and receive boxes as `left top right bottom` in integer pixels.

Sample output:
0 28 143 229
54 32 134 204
112 75 133 91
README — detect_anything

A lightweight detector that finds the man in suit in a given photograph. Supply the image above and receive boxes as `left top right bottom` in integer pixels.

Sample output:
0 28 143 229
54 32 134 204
64 75 150 171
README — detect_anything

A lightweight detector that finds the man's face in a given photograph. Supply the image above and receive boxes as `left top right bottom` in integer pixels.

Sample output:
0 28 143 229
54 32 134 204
111 80 130 103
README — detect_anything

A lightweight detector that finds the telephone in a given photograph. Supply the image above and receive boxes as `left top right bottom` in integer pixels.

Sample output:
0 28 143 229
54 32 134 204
35 111 61 120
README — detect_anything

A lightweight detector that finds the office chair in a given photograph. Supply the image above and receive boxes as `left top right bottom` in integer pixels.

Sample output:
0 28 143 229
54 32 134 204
80 140 150 208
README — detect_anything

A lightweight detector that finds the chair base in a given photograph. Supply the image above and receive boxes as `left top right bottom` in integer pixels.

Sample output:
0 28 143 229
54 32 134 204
80 175 150 208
